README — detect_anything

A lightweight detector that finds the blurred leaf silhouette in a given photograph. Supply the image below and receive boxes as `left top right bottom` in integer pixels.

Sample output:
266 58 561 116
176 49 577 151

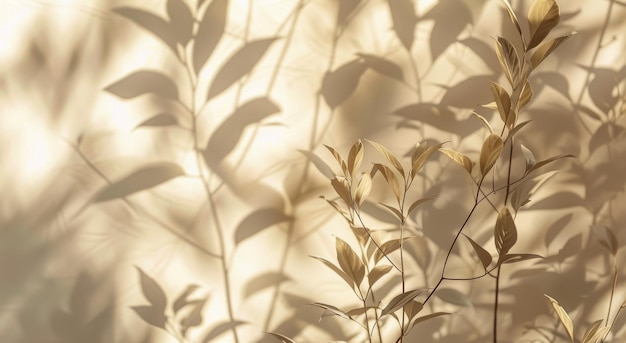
113 7 178 53
193 0 228 74
104 70 179 101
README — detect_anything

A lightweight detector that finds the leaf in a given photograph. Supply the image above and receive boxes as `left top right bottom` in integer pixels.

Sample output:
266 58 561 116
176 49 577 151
408 312 450 331
508 120 532 137
439 148 473 175
321 59 367 108
167 0 194 45
93 162 184 202
436 288 473 308
494 36 520 86
544 294 574 343
479 134 503 176
407 198 434 218
135 267 167 312
490 82 512 127
403 300 423 320
193 0 228 74
531 32 576 69
311 256 354 289
582 320 606 343
113 7 177 52
180 298 208 334
368 265 393 288
526 154 574 174
463 234 492 270
347 139 364 178
410 142 443 180
471 112 495 134
354 173 372 208
104 70 179 101
495 207 517 257
374 238 413 263
511 171 559 211
235 208 291 245
394 103 481 136
311 303 351 320
381 289 421 316
589 122 625 153
379 203 404 222
203 97 280 168
265 332 296 343
336 238 365 287
371 163 402 201
520 144 536 171
527 0 560 50
500 253 543 264
592 225 618 256
331 178 352 208
499 0 523 39
367 140 405 178
517 81 533 112
388 0 418 50
201 320 247 343
134 113 179 129
357 53 404 81
130 305 167 329
324 145 349 177
206 37 279 100
459 37 501 73
297 150 335 179
545 214 573 247
587 68 620 113
173 284 201 314
440 75 493 108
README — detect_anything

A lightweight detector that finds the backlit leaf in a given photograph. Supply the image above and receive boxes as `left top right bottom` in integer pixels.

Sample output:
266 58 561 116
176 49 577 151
388 0 418 50
331 178 352 208
407 198 434 218
113 7 177 52
494 36 520 86
297 150 335 179
371 163 402 201
471 111 495 134
347 139 364 178
582 320 605 343
134 113 179 129
527 0 560 50
367 140 405 178
324 145 349 177
201 320 247 343
321 59 366 108
381 289 421 316
379 203 404 222
368 265 392 288
508 120 532 137
490 82 512 126
517 81 533 112
235 208 291 245
135 267 167 312
408 312 450 331
544 294 574 342
436 288 473 308
336 238 365 287
411 142 443 180
311 256 354 289
495 207 517 257
104 70 179 101
526 154 574 175
354 173 372 208
207 37 279 100
93 162 184 202
311 303 351 320
499 0 523 40
439 148 473 175
265 332 296 343
479 134 503 176
167 0 193 45
500 253 543 264
193 0 228 74
531 32 576 69
374 238 414 263
520 144 536 171
463 234 492 270
357 53 404 81
203 97 280 168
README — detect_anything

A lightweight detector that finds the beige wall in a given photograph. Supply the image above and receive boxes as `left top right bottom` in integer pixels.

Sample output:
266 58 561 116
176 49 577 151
1 0 625 342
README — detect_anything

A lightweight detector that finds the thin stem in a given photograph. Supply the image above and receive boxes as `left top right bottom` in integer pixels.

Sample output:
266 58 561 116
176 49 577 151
601 263 619 343
493 265 501 343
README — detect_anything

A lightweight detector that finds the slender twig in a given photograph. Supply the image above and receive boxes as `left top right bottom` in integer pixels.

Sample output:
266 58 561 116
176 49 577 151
493 265 501 343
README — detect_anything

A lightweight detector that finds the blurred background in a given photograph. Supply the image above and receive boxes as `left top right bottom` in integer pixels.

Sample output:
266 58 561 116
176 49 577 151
0 0 625 342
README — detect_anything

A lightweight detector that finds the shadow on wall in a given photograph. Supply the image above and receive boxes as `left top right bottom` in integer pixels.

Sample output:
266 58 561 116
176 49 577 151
1 0 625 342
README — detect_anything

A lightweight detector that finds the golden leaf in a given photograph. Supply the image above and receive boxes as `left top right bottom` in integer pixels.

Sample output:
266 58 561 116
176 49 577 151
527 0 560 49
479 134 504 176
